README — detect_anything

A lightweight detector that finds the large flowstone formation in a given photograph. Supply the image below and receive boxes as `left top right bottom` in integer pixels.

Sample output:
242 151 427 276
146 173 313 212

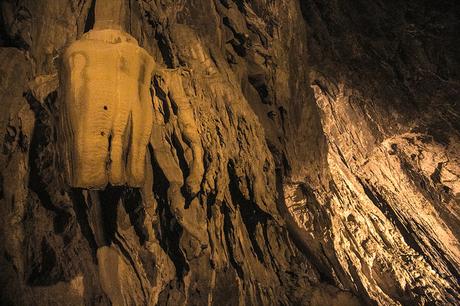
60 6 155 189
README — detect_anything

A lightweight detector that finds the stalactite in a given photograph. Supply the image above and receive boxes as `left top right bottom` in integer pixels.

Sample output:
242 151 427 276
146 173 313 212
59 0 154 189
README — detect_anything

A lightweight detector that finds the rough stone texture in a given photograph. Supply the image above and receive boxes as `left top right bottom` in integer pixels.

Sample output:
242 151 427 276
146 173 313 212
0 0 459 305
60 28 155 188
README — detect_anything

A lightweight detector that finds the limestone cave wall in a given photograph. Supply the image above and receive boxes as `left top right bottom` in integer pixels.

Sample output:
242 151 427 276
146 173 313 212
0 0 458 305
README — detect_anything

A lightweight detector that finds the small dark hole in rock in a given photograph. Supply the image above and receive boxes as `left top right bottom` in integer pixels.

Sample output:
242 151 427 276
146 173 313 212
101 132 105 136
103 106 108 110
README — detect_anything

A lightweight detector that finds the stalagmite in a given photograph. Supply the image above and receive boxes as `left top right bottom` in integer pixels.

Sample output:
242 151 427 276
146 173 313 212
60 0 154 189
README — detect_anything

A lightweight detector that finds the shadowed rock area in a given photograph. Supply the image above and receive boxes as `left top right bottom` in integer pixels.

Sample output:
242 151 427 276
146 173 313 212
0 0 458 305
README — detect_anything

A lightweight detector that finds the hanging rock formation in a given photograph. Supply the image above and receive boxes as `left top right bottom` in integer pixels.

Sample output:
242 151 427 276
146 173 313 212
60 0 155 188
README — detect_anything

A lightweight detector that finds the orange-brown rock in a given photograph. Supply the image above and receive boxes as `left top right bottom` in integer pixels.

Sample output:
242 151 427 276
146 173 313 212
0 0 458 305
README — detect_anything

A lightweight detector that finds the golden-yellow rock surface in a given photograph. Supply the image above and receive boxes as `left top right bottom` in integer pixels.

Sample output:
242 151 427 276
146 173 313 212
0 0 459 305
60 29 154 188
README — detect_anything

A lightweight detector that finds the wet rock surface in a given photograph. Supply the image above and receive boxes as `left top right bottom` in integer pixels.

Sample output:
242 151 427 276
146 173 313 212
0 0 459 305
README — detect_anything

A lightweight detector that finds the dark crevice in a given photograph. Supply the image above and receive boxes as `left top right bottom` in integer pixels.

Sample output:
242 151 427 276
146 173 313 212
153 78 172 123
359 179 425 256
0 174 3 200
127 0 132 34
430 162 443 184
70 189 98 261
155 32 174 68
227 160 267 264
0 4 30 49
98 186 122 245
221 202 245 279
222 18 248 57
122 188 148 244
123 112 133 166
248 74 270 104
170 132 191 202
149 145 188 279
278 106 287 134
106 132 113 169
168 92 179 116
205 192 217 221
26 92 60 213
84 0 96 33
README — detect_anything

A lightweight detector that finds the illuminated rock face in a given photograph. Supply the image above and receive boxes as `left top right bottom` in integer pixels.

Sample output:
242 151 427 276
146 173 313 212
60 29 154 188
2 1 460 305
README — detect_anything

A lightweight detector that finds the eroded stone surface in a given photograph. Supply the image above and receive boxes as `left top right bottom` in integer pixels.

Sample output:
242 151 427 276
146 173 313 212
285 77 460 305
60 29 154 188
0 0 459 305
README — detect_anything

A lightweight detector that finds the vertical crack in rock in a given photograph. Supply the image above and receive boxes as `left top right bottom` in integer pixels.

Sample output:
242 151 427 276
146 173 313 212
83 0 96 33
150 145 188 280
227 160 267 264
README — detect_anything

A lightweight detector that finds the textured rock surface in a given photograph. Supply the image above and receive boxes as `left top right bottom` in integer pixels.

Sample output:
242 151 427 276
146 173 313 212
60 0 155 188
61 28 155 188
0 0 459 305
281 1 460 304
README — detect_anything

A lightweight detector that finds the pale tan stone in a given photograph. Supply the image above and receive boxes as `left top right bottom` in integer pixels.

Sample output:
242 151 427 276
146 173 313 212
60 29 154 188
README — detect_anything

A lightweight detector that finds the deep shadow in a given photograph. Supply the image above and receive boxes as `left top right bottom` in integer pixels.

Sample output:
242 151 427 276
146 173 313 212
84 0 96 33
122 187 148 244
148 144 189 279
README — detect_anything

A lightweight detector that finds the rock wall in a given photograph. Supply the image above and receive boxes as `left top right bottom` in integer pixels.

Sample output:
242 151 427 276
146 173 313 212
284 0 460 304
0 0 459 305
